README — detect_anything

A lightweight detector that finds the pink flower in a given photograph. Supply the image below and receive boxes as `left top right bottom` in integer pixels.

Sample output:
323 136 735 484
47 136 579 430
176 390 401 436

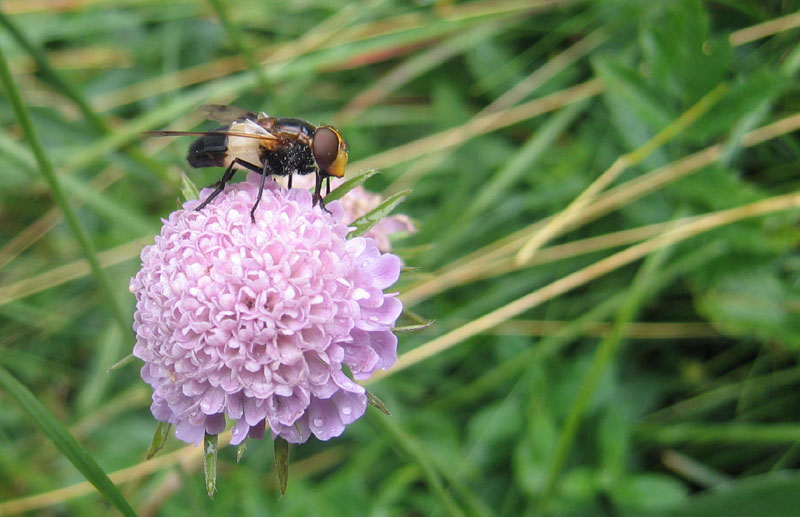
284 176 415 252
130 174 402 444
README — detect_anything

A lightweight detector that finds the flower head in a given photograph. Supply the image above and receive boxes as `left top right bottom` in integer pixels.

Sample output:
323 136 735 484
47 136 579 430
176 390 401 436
130 174 402 444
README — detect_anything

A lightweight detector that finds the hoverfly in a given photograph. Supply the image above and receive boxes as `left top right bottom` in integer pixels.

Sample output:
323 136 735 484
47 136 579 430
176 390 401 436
148 105 348 221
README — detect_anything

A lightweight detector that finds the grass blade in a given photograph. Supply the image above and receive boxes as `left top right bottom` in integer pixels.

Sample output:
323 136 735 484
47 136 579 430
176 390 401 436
368 411 466 517
0 365 136 517
537 226 674 513
0 40 130 336
207 0 271 93
0 10 171 181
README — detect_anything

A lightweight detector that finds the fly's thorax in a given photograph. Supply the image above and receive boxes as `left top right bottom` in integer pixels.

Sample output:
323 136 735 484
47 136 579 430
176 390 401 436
272 118 316 142
261 140 316 177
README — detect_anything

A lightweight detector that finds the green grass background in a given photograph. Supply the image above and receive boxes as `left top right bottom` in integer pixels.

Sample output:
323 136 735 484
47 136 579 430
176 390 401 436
1 0 799 515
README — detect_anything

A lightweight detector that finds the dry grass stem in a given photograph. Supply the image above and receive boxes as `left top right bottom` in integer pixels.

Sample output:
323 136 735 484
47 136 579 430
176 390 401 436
94 0 560 112
406 110 800 305
436 0 582 20
0 238 148 306
348 79 603 173
426 14 800 276
1 0 107 14
385 29 606 194
94 8 347 111
0 167 123 271
0 435 218 515
71 387 151 437
477 28 608 117
489 320 720 339
339 21 507 123
373 191 800 381
729 11 800 45
10 46 132 74
514 83 728 266
0 432 346 515
401 220 695 305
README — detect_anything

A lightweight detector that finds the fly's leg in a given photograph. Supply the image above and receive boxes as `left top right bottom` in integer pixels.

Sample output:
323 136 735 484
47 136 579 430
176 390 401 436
288 175 293 189
195 163 236 211
251 161 275 222
312 171 323 206
195 158 262 212
313 172 332 214
326 176 331 195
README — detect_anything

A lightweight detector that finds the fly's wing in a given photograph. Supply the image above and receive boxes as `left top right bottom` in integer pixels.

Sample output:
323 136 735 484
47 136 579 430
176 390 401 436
199 104 258 124
145 129 281 149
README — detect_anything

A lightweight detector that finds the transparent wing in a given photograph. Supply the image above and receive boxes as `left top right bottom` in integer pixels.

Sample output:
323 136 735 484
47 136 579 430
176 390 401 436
145 130 279 147
198 104 258 124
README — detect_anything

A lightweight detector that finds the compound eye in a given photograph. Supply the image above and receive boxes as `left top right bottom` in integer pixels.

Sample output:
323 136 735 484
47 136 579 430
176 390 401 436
312 127 340 171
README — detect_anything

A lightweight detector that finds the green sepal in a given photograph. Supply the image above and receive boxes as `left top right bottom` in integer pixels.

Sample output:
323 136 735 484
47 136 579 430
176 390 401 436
146 421 172 459
393 320 435 333
367 390 391 416
324 168 381 203
180 172 200 202
108 353 136 372
349 189 412 238
204 432 218 499
237 439 247 463
274 436 290 495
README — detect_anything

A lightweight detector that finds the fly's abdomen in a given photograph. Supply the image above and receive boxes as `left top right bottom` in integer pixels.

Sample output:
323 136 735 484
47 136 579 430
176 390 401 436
225 135 265 169
187 128 228 168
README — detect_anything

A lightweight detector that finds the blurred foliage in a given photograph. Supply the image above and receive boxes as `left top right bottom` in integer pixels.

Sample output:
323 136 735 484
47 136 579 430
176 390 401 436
0 0 799 515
